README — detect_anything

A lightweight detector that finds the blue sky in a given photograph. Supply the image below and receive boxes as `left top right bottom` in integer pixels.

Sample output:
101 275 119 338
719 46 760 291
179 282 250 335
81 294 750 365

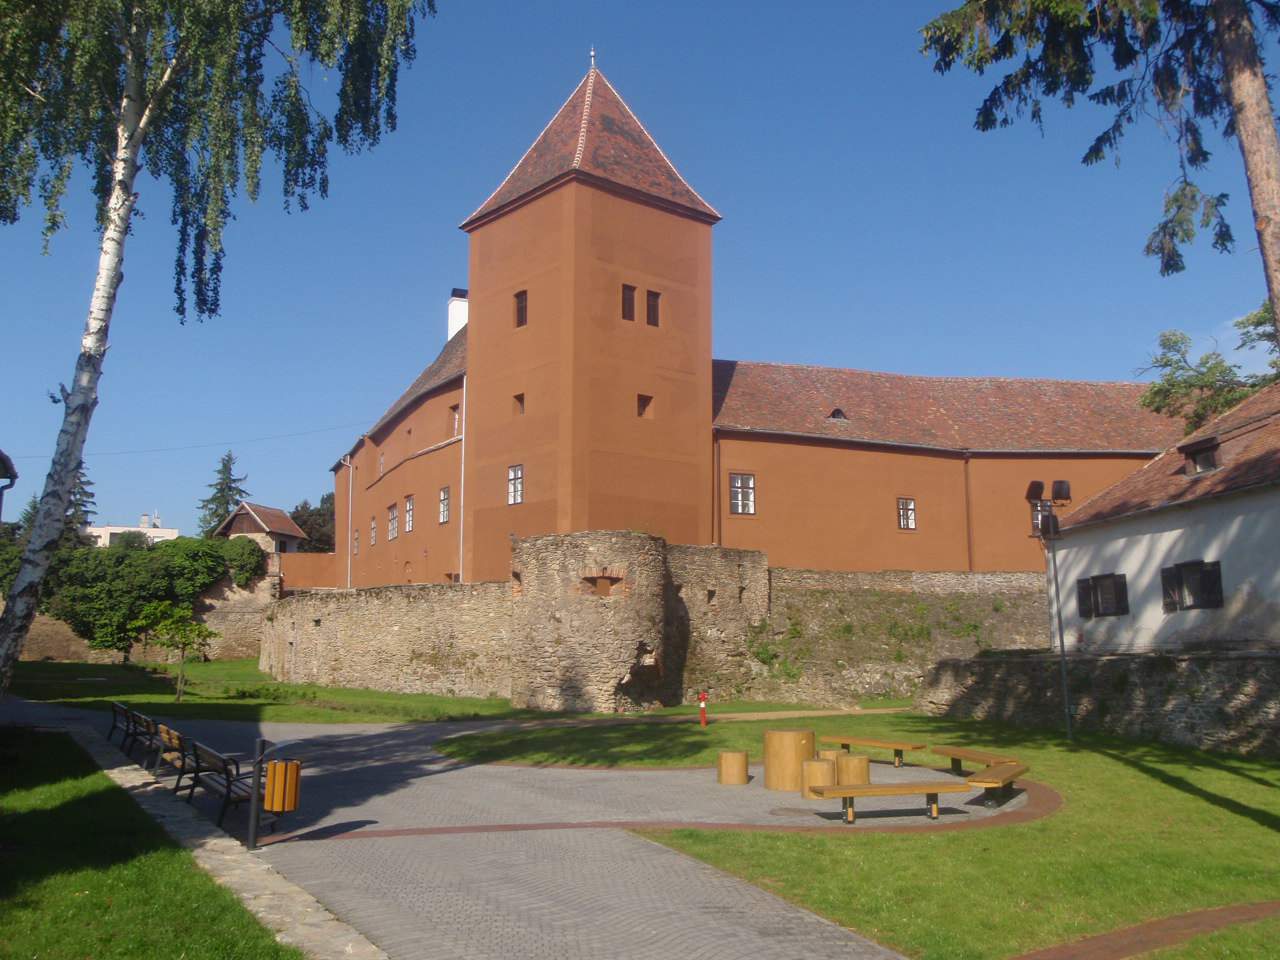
2 2 1272 534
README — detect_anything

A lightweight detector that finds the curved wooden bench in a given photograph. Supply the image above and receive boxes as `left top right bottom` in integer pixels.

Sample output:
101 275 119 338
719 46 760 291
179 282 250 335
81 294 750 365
818 736 927 768
811 781 971 823
967 761 1029 804
932 745 1018 774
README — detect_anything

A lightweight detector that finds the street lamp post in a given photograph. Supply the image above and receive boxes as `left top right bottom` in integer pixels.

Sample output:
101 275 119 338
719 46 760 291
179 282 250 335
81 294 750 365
1026 481 1074 742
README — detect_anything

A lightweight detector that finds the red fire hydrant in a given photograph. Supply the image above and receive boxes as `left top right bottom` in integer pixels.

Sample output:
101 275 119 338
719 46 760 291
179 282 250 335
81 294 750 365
698 690 709 728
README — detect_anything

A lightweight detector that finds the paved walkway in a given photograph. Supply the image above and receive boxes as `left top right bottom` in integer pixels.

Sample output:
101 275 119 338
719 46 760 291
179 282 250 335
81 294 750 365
5 699 1025 959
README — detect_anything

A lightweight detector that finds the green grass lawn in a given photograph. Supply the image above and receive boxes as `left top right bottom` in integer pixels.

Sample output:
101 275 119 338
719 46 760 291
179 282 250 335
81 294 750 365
0 727 303 959
438 712 1280 960
11 659 832 725
11 658 547 723
1140 915 1280 958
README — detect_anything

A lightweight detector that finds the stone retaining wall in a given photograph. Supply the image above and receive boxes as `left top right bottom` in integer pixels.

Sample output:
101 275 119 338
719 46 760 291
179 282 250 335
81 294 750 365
260 581 512 699
918 652 1280 757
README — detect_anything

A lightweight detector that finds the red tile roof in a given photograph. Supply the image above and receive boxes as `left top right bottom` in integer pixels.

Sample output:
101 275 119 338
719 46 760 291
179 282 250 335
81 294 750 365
461 68 719 230
1064 382 1280 528
214 502 307 539
712 359 1179 453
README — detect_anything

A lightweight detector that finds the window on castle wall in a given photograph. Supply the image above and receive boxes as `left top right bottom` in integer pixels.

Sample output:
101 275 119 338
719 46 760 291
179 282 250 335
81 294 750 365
387 503 398 540
514 290 528 328
369 516 376 546
405 495 414 532
1077 573 1129 619
1162 560 1223 612
897 497 917 530
646 290 661 327
449 404 460 436
622 284 636 321
439 486 450 523
378 451 385 475
353 529 359 555
513 393 525 416
508 465 524 505
729 473 755 515
637 393 653 418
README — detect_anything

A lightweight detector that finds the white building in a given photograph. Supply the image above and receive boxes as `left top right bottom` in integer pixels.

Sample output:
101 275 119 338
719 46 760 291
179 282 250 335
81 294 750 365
1051 383 1280 653
85 513 181 548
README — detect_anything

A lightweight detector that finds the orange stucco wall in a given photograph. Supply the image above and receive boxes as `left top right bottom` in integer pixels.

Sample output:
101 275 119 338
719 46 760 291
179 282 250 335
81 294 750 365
715 434 1151 572
461 180 713 582
333 382 465 588
279 552 337 591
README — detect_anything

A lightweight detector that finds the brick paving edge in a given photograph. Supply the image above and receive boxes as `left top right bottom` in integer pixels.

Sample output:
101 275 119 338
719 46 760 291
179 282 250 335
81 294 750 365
58 723 389 960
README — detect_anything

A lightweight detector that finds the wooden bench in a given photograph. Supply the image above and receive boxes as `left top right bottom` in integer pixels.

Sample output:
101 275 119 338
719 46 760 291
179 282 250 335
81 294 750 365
120 710 161 760
184 742 256 826
931 745 1018 774
811 781 972 823
150 724 193 793
106 701 130 745
818 736 927 768
967 761 1029 803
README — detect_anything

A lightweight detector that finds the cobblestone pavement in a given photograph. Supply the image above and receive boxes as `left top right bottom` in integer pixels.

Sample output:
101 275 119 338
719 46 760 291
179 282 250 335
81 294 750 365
6 701 1029 959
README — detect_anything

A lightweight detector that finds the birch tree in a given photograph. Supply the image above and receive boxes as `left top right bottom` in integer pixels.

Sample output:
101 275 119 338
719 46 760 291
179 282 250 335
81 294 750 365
923 1 1280 340
0 0 435 691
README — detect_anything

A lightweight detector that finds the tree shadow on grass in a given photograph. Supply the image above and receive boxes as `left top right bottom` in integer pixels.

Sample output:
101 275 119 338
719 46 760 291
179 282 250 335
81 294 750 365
0 729 172 899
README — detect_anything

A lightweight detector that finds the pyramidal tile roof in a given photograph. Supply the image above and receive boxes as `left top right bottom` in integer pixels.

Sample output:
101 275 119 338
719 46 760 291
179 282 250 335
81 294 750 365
462 67 720 230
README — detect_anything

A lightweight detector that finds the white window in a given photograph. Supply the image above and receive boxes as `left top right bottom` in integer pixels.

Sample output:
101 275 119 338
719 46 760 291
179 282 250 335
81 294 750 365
369 516 376 546
405 496 414 533
729 473 755 515
388 503 399 540
353 528 359 555
439 486 451 523
507 465 524 505
897 497 917 531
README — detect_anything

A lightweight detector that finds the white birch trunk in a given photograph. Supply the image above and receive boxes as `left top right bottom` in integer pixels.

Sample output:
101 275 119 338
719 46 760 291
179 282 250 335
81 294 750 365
0 59 146 693
1214 0 1280 340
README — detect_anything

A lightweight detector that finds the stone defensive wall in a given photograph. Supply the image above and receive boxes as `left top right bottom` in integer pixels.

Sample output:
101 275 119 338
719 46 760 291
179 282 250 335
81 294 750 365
260 531 1053 712
918 651 1280 757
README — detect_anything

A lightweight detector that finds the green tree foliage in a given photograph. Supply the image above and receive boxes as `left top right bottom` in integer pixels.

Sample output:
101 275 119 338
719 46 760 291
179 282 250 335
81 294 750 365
130 599 216 700
42 536 263 655
1140 301 1280 430
197 450 249 536
290 492 334 552
922 1 1280 331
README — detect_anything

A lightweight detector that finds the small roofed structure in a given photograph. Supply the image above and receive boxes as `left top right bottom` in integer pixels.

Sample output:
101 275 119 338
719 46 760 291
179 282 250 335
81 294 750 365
212 502 307 554
1052 382 1280 653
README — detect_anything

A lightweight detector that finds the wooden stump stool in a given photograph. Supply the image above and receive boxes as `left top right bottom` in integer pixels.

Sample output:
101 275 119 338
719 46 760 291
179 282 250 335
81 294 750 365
818 748 843 764
717 750 749 785
837 754 870 786
763 729 815 791
802 759 837 800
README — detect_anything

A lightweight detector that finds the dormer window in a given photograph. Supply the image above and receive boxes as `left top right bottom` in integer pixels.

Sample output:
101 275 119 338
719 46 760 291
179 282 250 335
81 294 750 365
1180 438 1220 474
828 408 847 420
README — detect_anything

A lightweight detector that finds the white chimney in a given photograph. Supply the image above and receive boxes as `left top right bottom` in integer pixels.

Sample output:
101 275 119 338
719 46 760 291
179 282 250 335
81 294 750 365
140 513 150 528
447 287 469 340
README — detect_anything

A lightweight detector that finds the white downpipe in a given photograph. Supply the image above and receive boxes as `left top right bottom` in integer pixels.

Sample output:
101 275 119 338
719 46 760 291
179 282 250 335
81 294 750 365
342 454 354 589
457 374 467 583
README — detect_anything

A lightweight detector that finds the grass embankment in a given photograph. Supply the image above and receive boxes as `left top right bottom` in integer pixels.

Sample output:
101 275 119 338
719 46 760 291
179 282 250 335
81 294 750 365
0 728 303 959
11 658 543 724
11 659 830 725
437 713 1280 960
1142 916 1280 958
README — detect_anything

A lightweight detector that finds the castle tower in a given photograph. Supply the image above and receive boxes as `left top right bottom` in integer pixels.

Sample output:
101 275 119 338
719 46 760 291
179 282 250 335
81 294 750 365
460 66 720 582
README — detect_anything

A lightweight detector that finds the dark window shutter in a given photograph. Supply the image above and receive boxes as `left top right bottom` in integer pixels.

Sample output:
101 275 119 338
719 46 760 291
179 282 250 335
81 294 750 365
1202 562 1224 609
1161 567 1180 613
1114 575 1130 615
1077 579 1094 619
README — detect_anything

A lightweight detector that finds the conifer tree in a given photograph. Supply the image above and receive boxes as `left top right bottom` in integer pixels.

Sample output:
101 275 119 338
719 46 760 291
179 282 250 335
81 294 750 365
197 451 250 537
0 1 436 690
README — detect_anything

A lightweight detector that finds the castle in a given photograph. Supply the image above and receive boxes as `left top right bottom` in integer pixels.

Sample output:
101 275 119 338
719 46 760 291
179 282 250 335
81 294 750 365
283 66 1176 592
